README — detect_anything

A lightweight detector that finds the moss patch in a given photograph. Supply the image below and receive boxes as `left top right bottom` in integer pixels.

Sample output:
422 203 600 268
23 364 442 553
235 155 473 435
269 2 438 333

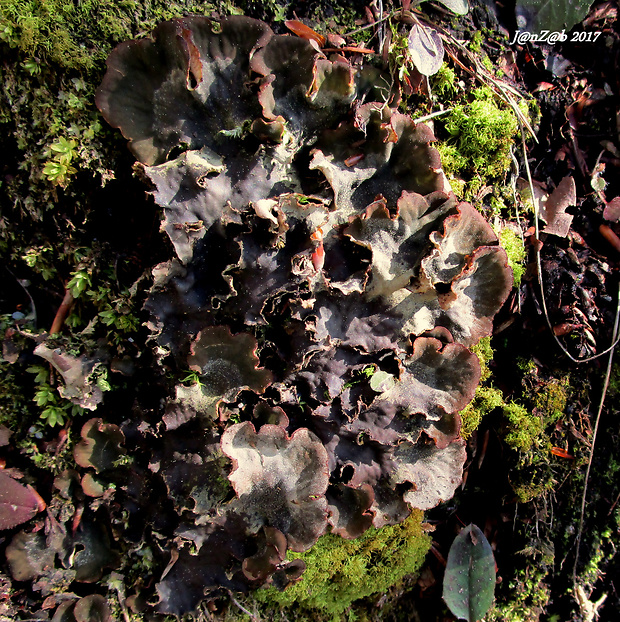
534 377 569 426
487 566 550 622
499 227 526 286
256 510 432 620
444 87 519 181
503 402 544 454
0 0 223 70
460 385 505 439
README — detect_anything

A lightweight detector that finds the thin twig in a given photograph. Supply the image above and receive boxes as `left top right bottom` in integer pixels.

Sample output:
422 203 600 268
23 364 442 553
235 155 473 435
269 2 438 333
228 591 260 621
341 10 396 38
414 107 453 123
378 0 385 59
572 281 620 583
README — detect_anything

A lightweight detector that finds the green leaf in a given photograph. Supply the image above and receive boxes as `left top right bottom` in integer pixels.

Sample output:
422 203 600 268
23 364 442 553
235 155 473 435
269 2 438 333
50 136 77 156
26 365 49 384
33 386 56 407
516 0 593 32
67 270 92 297
40 405 66 427
442 524 496 621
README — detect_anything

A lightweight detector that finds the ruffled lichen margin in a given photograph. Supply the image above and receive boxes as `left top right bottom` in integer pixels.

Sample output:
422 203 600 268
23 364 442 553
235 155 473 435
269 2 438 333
93 15 512 616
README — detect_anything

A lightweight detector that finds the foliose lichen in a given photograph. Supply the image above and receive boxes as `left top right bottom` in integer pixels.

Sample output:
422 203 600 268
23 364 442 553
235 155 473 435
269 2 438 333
71 14 514 615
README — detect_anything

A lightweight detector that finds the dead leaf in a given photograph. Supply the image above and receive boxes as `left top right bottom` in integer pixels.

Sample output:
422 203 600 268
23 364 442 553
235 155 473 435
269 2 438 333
407 23 444 77
540 176 576 237
603 197 620 222
0 471 46 530
284 20 326 47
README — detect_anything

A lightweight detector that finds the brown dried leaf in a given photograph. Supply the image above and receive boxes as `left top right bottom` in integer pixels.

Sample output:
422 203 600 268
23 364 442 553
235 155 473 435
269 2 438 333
407 23 444 77
540 176 576 238
0 471 45 530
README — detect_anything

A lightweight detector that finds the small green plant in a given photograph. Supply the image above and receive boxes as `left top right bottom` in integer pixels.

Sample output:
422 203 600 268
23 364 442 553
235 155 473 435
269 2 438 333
18 428 74 474
67 268 92 297
42 136 78 186
21 57 40 75
23 245 57 280
180 369 204 387
27 364 84 427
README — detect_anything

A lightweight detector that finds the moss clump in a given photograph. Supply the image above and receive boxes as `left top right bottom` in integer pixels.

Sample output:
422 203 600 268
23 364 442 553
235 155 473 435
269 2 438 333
256 510 431 620
499 227 526 286
472 336 494 382
487 566 550 622
436 143 468 177
503 403 543 454
0 0 224 70
534 377 569 425
432 63 457 98
443 87 520 181
511 467 554 503
469 30 483 53
460 386 504 439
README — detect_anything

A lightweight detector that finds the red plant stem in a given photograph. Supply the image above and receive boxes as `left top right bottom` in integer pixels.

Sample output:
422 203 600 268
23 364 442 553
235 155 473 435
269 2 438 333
600 224 620 253
50 288 74 335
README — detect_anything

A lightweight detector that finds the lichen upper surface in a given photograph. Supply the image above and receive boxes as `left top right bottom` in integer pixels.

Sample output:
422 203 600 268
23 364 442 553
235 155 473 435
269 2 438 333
95 15 513 615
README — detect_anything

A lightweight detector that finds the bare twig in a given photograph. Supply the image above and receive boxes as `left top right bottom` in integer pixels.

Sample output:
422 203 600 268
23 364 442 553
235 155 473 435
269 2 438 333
228 591 260 621
341 10 395 38
414 107 453 123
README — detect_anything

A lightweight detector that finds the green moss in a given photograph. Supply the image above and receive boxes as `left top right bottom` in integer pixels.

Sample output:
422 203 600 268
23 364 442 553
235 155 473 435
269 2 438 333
517 357 537 375
499 227 526 286
471 336 494 382
0 0 225 70
432 63 457 98
460 386 504 439
503 403 543 454
17 429 75 474
511 466 554 503
444 87 520 181
435 143 468 176
256 510 431 620
469 30 483 53
487 567 550 622
534 377 569 425
460 337 505 438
